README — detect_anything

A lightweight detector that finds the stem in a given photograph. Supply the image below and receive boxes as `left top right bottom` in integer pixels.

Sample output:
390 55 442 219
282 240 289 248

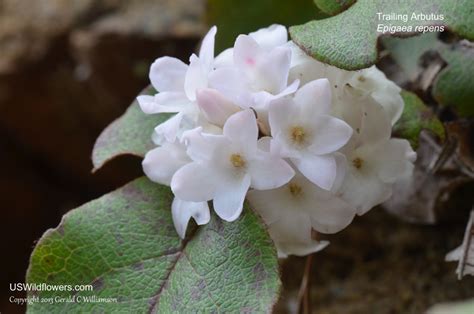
297 254 313 314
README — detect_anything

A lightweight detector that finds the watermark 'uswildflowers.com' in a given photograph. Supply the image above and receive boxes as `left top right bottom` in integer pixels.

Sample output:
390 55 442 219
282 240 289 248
10 282 93 292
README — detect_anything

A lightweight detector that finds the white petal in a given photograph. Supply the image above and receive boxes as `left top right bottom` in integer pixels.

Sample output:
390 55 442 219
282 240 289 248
349 66 404 125
153 92 191 112
152 113 183 144
199 26 217 70
360 96 392 145
293 154 337 190
268 97 294 138
277 240 329 258
234 35 263 71
172 198 210 238
181 128 228 163
294 79 332 116
213 174 251 222
247 176 333 256
372 90 404 125
339 170 392 215
249 24 288 50
149 57 187 92
277 78 300 97
445 245 463 262
257 136 272 152
330 152 347 193
308 193 355 234
307 115 353 155
137 92 189 114
142 143 189 185
171 162 218 202
248 156 294 190
254 46 291 94
223 110 258 156
184 54 208 101
196 88 240 126
374 139 416 183
268 212 328 256
247 188 286 225
137 95 155 114
286 41 313 67
208 67 251 107
214 48 234 68
252 78 299 111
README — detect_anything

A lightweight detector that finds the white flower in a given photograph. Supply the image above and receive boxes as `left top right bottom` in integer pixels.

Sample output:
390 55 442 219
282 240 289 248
336 98 416 215
142 129 210 239
214 24 288 68
138 23 416 250
247 171 355 256
171 109 295 221
268 78 353 190
136 26 218 143
287 41 403 125
347 66 404 125
209 28 299 126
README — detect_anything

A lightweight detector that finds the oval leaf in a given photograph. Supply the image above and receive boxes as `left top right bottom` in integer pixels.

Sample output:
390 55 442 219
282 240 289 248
313 0 355 15
26 177 280 313
290 0 474 70
433 43 474 118
92 86 172 171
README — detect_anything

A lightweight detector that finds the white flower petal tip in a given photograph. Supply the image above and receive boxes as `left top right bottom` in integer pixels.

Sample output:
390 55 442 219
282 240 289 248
249 24 288 50
149 57 187 92
172 198 210 239
199 26 217 68
152 113 184 145
142 143 189 186
136 95 156 114
277 240 329 258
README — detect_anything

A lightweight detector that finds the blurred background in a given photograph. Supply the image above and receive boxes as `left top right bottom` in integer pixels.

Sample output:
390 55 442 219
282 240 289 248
0 0 205 312
1 0 473 313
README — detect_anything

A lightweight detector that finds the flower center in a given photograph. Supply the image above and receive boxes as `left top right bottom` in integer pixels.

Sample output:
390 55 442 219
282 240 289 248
352 157 363 169
290 126 306 145
288 183 303 197
230 154 246 168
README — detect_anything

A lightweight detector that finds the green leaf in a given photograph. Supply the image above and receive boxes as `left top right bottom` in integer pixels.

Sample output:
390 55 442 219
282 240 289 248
207 0 327 53
26 177 280 313
92 86 171 171
290 0 474 70
313 0 355 15
433 43 474 118
394 91 445 148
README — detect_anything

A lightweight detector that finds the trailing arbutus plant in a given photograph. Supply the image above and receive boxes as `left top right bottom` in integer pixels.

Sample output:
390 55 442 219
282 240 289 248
26 0 474 312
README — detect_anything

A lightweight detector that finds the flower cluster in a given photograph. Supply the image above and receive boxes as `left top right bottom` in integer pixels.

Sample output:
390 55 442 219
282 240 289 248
138 25 416 257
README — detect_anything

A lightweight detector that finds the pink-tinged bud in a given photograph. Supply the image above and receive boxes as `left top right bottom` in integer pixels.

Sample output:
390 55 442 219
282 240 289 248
196 88 240 127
